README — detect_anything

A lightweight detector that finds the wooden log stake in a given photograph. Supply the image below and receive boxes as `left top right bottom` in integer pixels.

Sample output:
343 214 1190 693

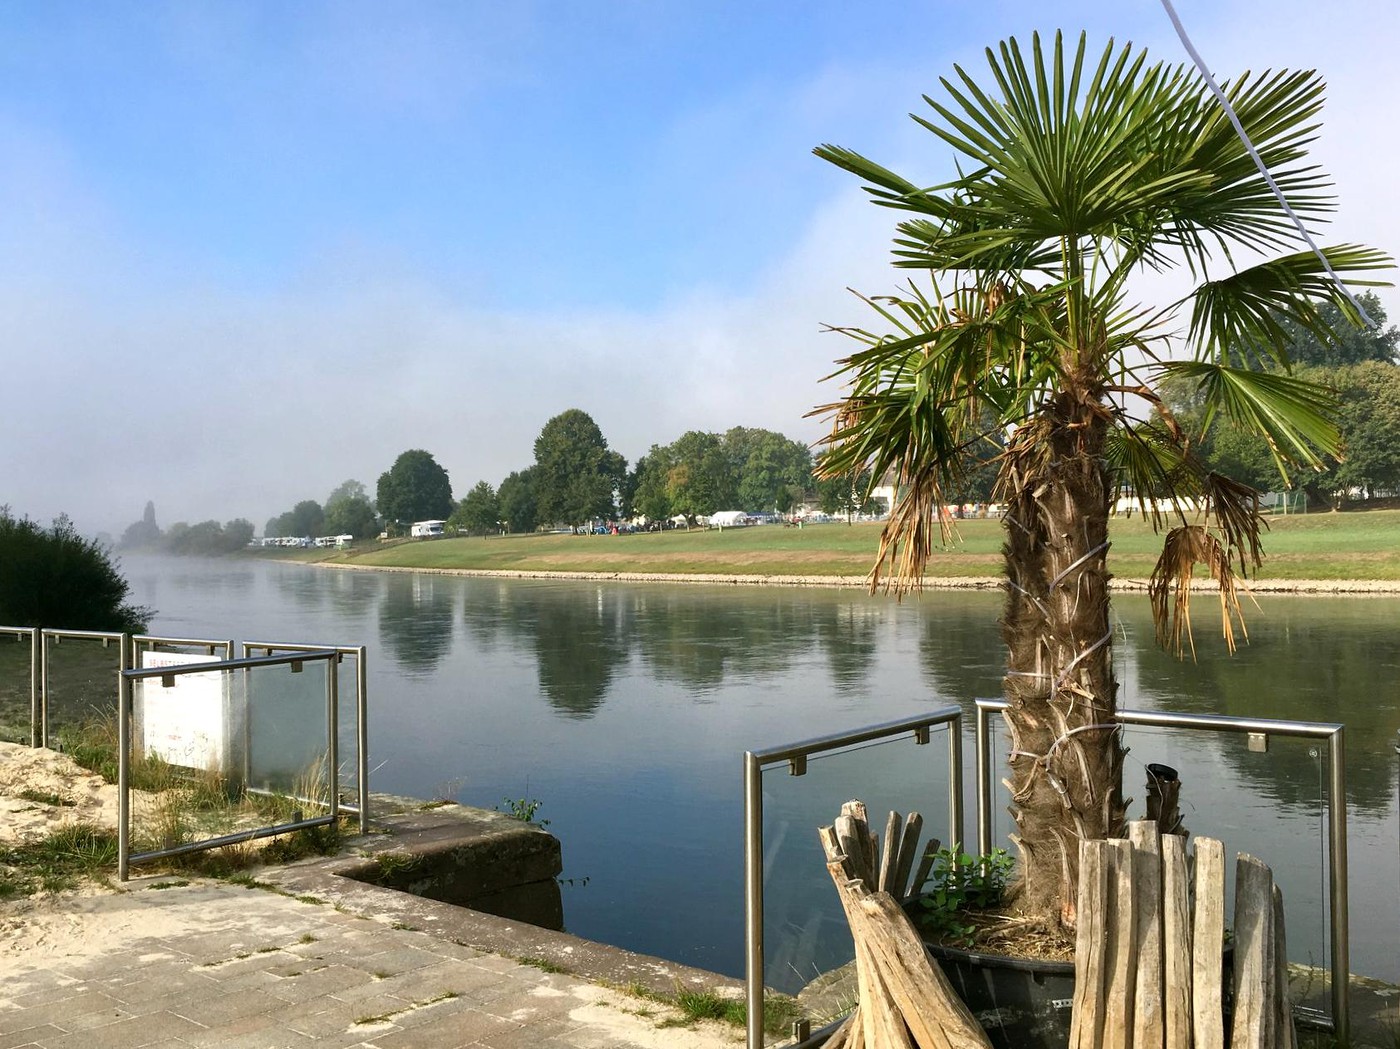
1191 838 1226 1049
1231 853 1277 1049
1069 839 1111 1049
910 839 940 896
1103 838 1137 1049
854 890 994 1049
1130 821 1165 1049
836 814 873 890
1160 834 1192 1049
878 810 903 894
892 813 924 899
1273 883 1296 1049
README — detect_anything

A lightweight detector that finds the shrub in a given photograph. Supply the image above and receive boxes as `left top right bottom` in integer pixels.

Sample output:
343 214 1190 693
0 508 150 631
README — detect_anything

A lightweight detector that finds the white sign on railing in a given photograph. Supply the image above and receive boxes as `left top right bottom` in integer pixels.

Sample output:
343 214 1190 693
138 651 229 771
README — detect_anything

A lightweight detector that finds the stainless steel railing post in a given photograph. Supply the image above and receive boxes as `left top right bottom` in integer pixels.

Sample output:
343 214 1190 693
743 750 764 1049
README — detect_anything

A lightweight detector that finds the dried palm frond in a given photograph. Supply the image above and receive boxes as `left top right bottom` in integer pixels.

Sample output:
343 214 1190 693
1148 525 1252 659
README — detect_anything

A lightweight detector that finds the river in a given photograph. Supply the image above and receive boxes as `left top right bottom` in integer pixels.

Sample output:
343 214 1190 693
115 553 1400 992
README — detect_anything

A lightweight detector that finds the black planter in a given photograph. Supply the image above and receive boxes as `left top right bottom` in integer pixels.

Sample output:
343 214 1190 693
925 942 1076 1049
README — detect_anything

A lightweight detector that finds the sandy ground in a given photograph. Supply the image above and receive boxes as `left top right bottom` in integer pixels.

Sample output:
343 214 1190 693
0 740 121 847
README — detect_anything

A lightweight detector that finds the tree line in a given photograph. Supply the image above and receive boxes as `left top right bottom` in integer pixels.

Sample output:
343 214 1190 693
117 294 1399 556
1164 293 1400 509
117 415 843 551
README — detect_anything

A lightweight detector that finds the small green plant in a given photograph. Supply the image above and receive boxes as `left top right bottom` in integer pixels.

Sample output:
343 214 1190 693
17 789 75 807
915 845 1014 948
516 955 571 974
498 796 549 827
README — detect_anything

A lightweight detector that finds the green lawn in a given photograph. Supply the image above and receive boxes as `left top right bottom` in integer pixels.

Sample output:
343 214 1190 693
299 509 1400 581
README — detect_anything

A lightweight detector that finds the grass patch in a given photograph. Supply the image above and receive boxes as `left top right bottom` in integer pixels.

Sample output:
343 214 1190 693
617 983 801 1036
0 823 119 898
17 789 76 807
49 716 344 878
516 955 571 974
312 509 1400 582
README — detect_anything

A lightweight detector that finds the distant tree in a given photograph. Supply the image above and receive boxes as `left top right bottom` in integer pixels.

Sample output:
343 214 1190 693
223 518 255 548
323 495 378 539
0 509 150 631
724 427 813 511
1276 292 1399 367
120 500 163 549
325 479 371 510
815 467 876 522
532 410 626 528
449 481 501 536
666 431 736 524
497 469 539 534
288 500 324 537
264 515 284 538
377 450 453 525
629 448 675 523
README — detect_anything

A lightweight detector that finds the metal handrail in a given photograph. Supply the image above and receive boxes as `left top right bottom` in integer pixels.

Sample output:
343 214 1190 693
743 706 964 1049
118 648 340 879
975 697 1349 1042
243 641 369 833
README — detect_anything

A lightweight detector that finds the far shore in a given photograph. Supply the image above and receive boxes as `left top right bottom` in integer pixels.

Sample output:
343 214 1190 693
311 561 1400 595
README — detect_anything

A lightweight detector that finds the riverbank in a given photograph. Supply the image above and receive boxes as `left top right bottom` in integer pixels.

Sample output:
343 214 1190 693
272 510 1400 590
313 561 1400 595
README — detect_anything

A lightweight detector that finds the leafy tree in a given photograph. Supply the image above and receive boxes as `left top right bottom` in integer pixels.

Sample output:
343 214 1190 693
630 448 676 522
377 450 453 525
120 501 162 549
325 479 371 510
665 431 737 525
725 427 813 511
815 467 876 522
0 509 150 631
815 31 1389 927
323 495 378 539
1275 291 1399 367
532 410 625 528
497 469 539 535
449 481 501 536
223 519 255 548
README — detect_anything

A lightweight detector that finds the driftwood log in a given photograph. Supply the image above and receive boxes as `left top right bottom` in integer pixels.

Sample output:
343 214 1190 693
819 801 991 1049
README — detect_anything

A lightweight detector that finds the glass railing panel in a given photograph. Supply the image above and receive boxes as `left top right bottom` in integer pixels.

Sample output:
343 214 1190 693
127 658 333 857
760 726 955 1021
1117 723 1333 1006
0 629 35 744
44 633 124 749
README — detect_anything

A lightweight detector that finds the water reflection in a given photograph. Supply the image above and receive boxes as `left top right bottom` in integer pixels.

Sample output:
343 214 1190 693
503 584 629 718
118 559 1400 986
376 573 457 677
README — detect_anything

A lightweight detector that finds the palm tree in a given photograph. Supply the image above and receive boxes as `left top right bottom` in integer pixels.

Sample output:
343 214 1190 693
813 31 1390 930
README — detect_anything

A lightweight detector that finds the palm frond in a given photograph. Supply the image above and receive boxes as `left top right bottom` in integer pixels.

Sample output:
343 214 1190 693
1148 525 1253 659
1186 246 1394 367
1158 360 1342 478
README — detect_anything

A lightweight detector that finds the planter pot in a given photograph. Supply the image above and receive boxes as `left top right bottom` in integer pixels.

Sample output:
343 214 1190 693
925 942 1075 1049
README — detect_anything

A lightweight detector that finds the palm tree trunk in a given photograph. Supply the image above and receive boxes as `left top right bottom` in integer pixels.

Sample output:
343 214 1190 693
1000 389 1126 930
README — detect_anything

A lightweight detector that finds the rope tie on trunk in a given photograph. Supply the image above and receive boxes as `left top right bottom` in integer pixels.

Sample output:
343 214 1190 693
1052 629 1113 694
1009 721 1122 808
1047 540 1109 592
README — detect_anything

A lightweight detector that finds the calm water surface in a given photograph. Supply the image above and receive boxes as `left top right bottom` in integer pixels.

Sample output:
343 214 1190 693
121 555 1400 989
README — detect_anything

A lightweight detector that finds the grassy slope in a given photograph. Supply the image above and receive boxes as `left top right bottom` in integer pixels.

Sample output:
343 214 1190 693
308 509 1400 581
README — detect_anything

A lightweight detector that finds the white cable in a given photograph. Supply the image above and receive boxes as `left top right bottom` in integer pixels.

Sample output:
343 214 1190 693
1158 0 1376 327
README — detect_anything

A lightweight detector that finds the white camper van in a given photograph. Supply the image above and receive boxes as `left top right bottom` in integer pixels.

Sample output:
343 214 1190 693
410 520 446 538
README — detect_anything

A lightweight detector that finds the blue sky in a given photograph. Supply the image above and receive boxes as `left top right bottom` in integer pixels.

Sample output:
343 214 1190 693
3 1 1396 534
